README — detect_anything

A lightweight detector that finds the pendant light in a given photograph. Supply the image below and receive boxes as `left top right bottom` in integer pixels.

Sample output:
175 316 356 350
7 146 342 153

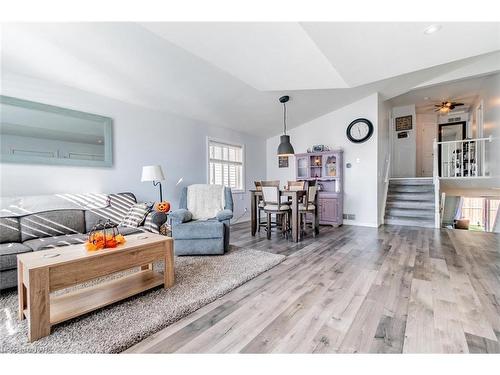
277 95 295 156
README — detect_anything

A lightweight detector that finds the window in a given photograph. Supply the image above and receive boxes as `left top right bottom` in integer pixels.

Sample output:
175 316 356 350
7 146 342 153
461 197 485 231
208 139 244 191
461 197 500 232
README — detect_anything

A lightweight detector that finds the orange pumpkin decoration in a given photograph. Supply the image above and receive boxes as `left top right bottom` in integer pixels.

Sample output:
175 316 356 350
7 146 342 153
85 220 126 251
85 233 126 251
155 201 171 213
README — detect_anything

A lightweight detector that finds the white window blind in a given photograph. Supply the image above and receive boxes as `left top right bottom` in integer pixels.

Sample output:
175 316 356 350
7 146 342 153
208 140 243 191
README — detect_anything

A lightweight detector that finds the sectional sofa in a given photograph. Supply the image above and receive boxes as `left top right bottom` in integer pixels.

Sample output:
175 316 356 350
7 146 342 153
0 192 167 290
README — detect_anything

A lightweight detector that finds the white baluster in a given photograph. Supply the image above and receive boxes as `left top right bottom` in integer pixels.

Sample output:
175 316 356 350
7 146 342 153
460 142 463 177
467 141 471 177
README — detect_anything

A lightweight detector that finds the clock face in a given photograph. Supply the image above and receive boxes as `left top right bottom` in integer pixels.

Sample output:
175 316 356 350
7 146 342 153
346 118 374 143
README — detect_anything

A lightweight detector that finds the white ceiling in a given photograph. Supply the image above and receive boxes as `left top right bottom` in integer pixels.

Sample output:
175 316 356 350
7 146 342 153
141 22 348 91
1 22 499 137
301 22 500 87
388 74 491 114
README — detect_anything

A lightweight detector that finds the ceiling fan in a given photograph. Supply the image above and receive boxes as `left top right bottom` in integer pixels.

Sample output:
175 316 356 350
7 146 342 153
434 100 465 113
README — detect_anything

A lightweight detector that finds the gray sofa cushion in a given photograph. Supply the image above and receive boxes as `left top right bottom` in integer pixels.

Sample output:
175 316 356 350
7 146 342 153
0 217 21 243
0 242 32 271
116 226 145 236
173 220 224 240
20 210 85 242
85 193 137 232
0 268 17 290
23 233 87 252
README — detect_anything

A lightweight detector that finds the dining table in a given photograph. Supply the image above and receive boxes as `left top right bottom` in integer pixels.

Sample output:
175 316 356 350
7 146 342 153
249 189 319 242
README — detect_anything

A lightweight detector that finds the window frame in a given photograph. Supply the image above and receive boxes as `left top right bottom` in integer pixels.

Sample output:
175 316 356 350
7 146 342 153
206 137 245 194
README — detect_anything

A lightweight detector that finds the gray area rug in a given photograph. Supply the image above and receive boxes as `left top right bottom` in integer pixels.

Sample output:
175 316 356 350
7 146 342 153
0 247 284 353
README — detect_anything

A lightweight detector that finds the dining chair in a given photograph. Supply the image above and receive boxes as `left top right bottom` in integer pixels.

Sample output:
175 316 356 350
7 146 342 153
287 180 306 191
261 180 290 203
254 181 266 232
261 184 291 240
286 180 307 204
299 183 318 238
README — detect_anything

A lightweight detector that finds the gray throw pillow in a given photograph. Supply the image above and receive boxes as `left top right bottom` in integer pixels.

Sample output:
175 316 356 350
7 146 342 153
120 202 150 228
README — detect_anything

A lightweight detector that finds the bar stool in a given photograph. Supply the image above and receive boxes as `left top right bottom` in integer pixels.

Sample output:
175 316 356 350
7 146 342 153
261 185 291 240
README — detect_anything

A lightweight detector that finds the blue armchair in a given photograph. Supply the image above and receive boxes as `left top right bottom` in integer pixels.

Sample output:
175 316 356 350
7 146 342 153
170 186 233 255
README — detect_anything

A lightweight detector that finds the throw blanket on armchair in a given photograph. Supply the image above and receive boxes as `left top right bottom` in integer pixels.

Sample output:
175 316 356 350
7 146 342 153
187 184 226 220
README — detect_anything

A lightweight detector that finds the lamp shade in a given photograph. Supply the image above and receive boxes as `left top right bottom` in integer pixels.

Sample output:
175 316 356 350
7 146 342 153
277 135 295 156
141 165 165 182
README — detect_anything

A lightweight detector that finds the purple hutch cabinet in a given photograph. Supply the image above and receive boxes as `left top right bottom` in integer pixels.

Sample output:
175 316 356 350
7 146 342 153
295 150 343 226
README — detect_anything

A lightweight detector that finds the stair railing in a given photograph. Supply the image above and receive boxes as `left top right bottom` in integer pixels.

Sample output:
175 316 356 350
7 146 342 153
433 138 440 228
381 154 391 225
435 136 493 178
433 136 494 228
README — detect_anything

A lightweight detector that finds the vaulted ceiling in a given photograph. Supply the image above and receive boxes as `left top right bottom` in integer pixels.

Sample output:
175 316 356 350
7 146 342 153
389 74 491 114
1 22 499 137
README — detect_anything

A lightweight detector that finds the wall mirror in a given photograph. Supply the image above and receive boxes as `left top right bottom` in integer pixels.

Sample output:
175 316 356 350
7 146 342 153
0 96 113 167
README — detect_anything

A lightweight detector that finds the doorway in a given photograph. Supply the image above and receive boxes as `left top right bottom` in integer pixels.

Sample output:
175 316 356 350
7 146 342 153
416 115 437 177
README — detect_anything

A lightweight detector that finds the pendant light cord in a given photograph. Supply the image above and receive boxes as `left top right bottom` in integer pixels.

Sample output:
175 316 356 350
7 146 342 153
283 102 287 135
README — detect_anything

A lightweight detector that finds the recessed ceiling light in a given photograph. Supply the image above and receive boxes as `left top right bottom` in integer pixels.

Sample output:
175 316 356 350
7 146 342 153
424 24 442 35
424 97 429 100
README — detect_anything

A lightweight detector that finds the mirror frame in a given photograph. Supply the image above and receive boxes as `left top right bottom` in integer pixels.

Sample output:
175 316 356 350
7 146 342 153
0 95 113 167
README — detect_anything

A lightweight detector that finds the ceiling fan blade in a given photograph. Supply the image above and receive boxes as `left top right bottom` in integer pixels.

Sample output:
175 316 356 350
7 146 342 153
453 103 464 106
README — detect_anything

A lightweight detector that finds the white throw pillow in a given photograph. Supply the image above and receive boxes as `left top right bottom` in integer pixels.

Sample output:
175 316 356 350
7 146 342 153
120 202 150 228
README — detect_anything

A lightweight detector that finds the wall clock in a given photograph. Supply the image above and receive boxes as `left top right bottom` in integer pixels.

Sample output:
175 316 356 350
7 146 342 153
346 118 374 143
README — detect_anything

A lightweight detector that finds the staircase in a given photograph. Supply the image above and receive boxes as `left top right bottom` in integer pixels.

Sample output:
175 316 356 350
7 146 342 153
384 178 435 228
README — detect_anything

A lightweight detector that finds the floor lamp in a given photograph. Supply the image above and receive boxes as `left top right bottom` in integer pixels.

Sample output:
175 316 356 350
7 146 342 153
141 165 165 202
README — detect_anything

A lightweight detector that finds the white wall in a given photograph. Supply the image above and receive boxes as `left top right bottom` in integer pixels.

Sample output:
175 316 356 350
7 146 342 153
391 105 416 178
0 73 267 221
474 73 500 180
266 94 380 227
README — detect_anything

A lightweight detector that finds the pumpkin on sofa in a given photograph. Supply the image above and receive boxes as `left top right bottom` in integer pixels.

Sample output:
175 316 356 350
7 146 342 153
155 201 171 213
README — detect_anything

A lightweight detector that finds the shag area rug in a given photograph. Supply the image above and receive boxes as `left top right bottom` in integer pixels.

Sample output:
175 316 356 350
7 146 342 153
0 247 285 353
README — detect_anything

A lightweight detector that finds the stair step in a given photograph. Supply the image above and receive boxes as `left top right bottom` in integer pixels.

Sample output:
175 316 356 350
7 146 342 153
386 208 434 218
384 217 435 228
386 200 435 209
387 192 435 201
389 178 434 185
389 185 434 193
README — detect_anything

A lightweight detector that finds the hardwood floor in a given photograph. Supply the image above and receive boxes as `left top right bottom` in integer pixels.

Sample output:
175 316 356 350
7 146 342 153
126 222 500 353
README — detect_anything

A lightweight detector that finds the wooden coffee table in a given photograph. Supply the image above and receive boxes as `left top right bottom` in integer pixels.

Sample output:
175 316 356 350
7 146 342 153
17 233 174 342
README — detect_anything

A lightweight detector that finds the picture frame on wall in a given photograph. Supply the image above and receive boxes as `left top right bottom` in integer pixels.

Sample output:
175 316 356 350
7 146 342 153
278 156 289 168
395 115 412 131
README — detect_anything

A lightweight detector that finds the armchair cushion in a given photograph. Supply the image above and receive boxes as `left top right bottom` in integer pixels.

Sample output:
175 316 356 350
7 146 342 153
170 209 192 225
173 220 224 240
216 209 233 222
